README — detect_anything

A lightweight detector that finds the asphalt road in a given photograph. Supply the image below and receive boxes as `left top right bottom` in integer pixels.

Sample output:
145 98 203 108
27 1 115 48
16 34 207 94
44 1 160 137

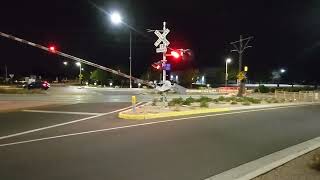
0 86 224 103
0 103 320 180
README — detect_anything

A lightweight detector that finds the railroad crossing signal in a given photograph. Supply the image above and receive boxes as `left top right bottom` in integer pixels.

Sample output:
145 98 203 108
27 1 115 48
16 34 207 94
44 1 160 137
156 44 167 53
154 28 170 47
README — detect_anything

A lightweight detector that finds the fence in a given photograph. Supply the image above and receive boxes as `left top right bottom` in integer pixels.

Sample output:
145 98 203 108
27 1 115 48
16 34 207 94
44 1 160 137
275 90 320 102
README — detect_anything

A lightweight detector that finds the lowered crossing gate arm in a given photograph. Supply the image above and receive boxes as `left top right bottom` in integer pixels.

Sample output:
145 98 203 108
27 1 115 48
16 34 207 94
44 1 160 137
0 31 151 86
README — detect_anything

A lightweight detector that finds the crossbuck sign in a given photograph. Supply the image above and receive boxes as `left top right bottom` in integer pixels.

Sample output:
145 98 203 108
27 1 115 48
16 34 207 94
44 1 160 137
154 29 170 47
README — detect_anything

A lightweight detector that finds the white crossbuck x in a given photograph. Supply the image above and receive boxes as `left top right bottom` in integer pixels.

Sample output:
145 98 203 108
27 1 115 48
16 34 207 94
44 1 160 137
154 29 170 47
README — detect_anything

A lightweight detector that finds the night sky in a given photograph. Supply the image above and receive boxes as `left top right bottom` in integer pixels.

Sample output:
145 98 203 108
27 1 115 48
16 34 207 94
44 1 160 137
0 0 320 83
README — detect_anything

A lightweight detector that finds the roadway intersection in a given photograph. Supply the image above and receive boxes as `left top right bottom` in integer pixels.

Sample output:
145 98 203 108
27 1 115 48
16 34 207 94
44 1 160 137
0 102 320 180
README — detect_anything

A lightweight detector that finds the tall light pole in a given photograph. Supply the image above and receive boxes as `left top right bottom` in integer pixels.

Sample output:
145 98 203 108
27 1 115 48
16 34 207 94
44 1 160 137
225 58 232 87
76 62 82 85
110 11 132 89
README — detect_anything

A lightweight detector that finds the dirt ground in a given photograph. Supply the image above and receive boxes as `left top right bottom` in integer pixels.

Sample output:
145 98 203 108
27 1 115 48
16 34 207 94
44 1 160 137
253 148 320 180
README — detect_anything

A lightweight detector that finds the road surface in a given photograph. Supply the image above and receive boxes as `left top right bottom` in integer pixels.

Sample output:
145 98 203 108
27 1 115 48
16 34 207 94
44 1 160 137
0 102 319 180
0 86 223 103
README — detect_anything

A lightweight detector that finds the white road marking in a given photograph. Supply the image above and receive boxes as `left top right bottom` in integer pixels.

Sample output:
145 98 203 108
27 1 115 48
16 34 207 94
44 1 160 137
0 103 314 147
205 136 320 180
0 102 143 141
22 110 103 116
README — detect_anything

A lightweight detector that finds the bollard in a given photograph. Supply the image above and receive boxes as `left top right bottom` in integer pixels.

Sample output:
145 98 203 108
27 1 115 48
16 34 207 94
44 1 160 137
132 96 136 112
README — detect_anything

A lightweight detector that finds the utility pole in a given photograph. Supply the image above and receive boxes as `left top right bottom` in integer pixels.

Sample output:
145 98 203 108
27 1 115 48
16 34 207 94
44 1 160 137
230 35 253 96
230 35 253 73
129 30 132 88
5 64 8 82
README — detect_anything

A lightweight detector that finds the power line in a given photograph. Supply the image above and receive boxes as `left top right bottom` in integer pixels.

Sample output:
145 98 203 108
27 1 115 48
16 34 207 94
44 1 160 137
230 35 253 73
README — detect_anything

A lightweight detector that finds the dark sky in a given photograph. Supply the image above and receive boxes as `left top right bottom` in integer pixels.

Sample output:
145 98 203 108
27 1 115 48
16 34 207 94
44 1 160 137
0 0 320 83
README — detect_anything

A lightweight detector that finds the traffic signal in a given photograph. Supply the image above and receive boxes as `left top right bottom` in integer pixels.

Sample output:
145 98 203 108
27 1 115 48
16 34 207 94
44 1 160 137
152 61 162 70
49 46 56 53
171 50 180 59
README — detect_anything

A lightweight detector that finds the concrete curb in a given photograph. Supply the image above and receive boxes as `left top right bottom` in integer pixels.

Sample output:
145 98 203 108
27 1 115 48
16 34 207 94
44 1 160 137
118 102 319 120
205 136 320 180
118 107 230 120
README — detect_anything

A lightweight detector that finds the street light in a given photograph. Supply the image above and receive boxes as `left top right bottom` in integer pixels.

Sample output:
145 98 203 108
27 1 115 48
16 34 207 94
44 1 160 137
225 58 232 87
63 61 68 66
110 12 122 24
76 62 82 85
280 68 286 73
110 11 132 89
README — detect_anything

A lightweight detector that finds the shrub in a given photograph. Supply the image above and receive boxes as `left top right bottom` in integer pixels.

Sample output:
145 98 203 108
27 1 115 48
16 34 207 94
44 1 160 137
257 85 270 93
217 96 225 101
243 97 261 104
197 96 212 102
200 101 209 108
310 153 320 171
266 99 273 103
251 98 262 104
273 100 279 103
183 96 196 106
224 96 237 102
212 98 219 103
236 97 245 102
242 101 251 106
230 101 238 105
152 98 158 106
168 97 184 106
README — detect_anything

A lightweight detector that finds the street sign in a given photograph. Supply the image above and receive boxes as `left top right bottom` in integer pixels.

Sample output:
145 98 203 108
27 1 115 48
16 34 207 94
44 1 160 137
156 44 167 53
154 29 170 47
164 64 171 71
237 71 247 81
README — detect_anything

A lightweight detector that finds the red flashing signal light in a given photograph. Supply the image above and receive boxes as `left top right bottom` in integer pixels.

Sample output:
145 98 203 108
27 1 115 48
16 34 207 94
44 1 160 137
49 46 56 52
171 51 180 58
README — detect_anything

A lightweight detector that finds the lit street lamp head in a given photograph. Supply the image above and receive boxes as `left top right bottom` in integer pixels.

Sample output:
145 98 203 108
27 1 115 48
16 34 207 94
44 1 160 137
110 12 122 25
76 62 81 66
226 58 232 63
63 61 68 66
280 68 286 73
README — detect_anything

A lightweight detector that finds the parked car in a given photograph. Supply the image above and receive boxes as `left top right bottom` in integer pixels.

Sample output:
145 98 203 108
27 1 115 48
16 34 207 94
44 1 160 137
25 81 50 90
